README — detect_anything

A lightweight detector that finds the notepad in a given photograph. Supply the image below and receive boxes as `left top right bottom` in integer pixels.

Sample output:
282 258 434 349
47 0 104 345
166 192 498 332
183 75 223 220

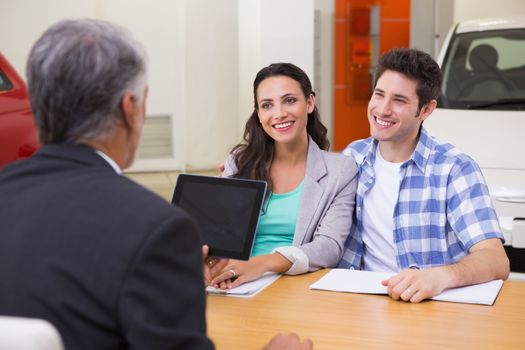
309 269 504 305
206 273 281 298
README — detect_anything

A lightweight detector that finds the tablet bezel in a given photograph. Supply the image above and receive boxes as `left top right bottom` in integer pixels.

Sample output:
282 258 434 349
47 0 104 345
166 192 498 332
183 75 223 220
171 174 267 260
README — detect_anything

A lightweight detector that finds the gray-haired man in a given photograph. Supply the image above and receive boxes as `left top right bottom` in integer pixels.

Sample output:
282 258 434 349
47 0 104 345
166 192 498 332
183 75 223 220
0 18 311 350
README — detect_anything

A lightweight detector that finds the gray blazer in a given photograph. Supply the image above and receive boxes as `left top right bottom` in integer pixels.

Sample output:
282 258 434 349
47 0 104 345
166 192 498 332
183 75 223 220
224 137 358 271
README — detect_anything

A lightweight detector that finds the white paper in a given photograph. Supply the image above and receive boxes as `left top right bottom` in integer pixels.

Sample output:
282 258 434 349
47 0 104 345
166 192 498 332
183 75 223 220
206 273 281 298
431 279 503 305
310 269 394 294
310 269 504 305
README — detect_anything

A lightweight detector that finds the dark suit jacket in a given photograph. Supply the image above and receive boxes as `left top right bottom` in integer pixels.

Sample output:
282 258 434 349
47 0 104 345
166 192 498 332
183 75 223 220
0 144 214 350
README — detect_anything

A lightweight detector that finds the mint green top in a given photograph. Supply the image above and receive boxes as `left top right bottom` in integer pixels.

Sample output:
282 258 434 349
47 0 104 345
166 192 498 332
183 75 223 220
251 180 305 257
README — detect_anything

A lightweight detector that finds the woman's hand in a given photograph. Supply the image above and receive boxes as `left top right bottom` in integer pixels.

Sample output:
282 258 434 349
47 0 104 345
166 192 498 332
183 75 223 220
210 253 293 289
202 245 229 287
210 258 267 289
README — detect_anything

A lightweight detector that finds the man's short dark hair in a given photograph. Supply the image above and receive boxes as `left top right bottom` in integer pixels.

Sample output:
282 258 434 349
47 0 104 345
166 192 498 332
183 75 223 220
374 48 442 110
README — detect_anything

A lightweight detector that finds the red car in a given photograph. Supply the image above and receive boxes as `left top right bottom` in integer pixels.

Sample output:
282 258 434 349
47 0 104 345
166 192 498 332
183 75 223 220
0 52 39 168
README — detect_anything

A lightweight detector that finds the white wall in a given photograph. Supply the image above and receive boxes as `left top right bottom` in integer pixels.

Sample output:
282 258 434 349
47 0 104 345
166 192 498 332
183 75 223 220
123 0 239 171
184 0 239 170
238 0 315 139
410 0 454 58
98 0 187 171
314 0 335 146
454 0 525 22
0 0 96 76
1 0 317 171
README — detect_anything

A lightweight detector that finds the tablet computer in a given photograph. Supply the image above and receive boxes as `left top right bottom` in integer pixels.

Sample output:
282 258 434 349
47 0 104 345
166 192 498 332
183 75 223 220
171 174 267 260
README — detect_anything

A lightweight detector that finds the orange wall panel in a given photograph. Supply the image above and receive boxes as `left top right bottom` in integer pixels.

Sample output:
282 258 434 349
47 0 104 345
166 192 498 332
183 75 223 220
333 0 410 150
379 0 410 19
379 22 410 53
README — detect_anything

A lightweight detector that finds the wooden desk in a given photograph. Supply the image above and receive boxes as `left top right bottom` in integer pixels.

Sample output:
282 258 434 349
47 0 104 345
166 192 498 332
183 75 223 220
207 270 525 349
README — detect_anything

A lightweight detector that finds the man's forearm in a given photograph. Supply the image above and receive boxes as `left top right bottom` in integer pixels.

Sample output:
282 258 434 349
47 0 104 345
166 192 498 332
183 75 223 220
439 238 509 289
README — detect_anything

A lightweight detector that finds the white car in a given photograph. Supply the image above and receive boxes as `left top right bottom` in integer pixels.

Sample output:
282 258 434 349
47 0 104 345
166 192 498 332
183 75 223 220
425 16 525 271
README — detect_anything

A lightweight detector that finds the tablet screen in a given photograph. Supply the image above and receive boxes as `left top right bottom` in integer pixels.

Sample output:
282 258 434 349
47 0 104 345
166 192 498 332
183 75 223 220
171 174 267 260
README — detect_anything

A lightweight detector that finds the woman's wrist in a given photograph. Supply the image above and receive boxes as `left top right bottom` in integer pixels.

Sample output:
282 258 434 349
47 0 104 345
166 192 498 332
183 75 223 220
253 253 293 273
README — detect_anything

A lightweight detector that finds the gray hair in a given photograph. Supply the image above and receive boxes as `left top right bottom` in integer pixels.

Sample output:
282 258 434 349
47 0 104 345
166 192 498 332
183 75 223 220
26 18 147 144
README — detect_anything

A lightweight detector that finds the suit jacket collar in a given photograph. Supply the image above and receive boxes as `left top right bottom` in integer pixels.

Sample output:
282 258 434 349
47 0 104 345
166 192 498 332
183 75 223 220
294 136 327 245
304 135 327 182
36 143 117 173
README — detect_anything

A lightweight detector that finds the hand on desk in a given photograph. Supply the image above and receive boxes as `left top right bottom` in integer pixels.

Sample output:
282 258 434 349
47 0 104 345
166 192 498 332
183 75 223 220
202 245 229 287
210 253 292 289
382 267 448 303
263 333 313 350
382 239 510 303
209 258 267 289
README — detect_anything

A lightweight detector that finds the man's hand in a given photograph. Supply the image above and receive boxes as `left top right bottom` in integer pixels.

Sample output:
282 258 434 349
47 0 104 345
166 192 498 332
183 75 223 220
381 267 449 303
382 239 510 303
202 245 229 286
262 333 313 350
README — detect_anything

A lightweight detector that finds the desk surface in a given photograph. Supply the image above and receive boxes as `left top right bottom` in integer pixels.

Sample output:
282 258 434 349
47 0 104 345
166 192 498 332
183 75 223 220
206 270 525 350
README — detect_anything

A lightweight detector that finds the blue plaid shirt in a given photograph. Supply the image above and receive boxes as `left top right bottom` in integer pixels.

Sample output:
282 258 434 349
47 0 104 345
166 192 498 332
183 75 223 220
338 127 504 270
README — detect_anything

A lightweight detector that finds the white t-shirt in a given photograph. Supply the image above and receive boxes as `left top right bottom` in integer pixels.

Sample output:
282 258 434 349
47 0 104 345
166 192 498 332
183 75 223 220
362 149 401 272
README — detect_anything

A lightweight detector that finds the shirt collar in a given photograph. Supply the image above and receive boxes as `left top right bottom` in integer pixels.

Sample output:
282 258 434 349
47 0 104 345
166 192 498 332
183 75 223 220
95 150 122 174
363 140 378 168
409 126 434 172
360 126 434 173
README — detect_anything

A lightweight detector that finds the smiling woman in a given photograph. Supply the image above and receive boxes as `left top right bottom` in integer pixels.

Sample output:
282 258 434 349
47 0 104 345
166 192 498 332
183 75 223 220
255 75 313 152
209 63 358 289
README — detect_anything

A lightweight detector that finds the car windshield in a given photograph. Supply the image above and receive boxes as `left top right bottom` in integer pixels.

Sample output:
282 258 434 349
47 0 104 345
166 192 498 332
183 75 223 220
439 28 525 110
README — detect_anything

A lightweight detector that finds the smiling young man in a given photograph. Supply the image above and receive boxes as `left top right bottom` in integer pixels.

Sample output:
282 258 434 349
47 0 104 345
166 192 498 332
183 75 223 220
338 48 509 303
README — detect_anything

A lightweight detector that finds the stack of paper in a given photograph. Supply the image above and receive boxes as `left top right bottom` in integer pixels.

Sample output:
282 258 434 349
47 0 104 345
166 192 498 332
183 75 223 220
206 273 281 298
309 269 504 305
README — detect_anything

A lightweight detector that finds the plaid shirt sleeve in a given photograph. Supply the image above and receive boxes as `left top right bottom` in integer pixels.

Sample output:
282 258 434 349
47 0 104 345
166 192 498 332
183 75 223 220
446 157 504 253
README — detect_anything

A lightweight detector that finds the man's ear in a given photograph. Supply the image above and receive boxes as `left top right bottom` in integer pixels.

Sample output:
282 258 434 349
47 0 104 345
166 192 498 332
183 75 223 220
419 99 437 122
120 92 138 130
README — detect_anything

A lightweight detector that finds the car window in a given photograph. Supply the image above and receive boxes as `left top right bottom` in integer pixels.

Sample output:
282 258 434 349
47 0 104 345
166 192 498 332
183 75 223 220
0 70 12 92
439 28 525 110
